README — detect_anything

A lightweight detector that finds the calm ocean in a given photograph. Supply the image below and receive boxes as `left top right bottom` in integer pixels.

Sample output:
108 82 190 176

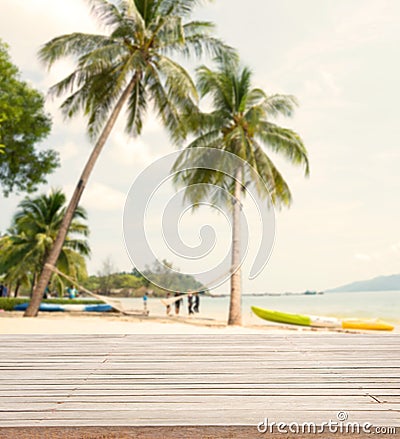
120 290 400 327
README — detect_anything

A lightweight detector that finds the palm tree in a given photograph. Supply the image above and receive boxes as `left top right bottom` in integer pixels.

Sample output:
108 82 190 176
0 235 31 297
26 0 235 316
173 58 309 325
0 189 90 298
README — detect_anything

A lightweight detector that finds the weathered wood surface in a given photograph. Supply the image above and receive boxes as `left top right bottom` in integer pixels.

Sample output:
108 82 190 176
0 334 398 432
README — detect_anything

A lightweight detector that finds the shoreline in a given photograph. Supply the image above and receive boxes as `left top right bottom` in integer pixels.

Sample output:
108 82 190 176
0 311 395 335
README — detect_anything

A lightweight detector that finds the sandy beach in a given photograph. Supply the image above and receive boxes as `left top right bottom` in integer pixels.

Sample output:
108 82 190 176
0 311 297 334
0 311 385 335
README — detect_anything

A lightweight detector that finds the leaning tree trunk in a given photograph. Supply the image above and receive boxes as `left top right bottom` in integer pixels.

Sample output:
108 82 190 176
24 78 138 317
228 166 243 326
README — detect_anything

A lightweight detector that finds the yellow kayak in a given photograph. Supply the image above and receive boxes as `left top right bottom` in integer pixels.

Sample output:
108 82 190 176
342 319 394 331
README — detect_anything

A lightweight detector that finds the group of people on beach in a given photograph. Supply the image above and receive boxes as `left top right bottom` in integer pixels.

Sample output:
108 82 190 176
166 291 200 316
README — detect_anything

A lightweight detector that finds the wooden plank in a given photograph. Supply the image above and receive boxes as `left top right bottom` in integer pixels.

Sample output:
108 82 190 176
374 396 400 403
1 383 398 391
0 409 399 426
0 333 399 428
1 388 398 397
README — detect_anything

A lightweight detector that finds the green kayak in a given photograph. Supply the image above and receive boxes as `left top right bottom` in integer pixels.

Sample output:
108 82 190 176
251 306 311 326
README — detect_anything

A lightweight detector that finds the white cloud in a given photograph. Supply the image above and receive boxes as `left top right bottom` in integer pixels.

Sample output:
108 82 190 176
0 1 97 84
354 242 400 263
391 243 400 254
283 0 399 70
335 0 398 45
57 140 84 162
63 182 126 211
354 253 371 261
40 59 78 91
83 183 126 211
109 131 155 168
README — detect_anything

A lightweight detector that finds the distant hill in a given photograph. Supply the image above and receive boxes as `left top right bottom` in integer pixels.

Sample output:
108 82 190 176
328 274 400 293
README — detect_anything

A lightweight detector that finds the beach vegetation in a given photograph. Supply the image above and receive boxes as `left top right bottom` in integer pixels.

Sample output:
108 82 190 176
141 259 206 295
81 260 205 297
83 272 143 295
0 189 90 297
0 39 57 196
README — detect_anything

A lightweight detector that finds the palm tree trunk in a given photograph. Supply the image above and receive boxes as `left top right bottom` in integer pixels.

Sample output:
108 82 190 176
24 77 138 317
14 282 20 298
228 166 243 326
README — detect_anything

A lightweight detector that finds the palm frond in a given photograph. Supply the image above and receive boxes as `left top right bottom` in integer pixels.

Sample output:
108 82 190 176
38 33 112 69
156 55 198 101
236 66 252 113
257 121 309 176
83 52 145 138
251 140 292 206
153 15 185 48
263 93 298 118
87 0 127 28
159 0 211 18
196 65 232 111
162 21 237 61
125 73 147 135
146 64 193 143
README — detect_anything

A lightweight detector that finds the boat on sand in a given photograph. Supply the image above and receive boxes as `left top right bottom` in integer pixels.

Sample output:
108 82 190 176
14 303 113 312
251 306 394 331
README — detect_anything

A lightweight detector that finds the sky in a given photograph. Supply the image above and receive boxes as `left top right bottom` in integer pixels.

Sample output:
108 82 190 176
0 0 399 293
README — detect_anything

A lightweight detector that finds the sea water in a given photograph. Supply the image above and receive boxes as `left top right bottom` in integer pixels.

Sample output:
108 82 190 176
120 290 400 326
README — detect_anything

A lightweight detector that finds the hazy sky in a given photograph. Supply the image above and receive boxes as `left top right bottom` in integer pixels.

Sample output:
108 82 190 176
1 0 399 293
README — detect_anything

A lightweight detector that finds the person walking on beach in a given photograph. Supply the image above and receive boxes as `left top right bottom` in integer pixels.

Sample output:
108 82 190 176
193 292 200 313
187 292 194 315
174 292 183 315
165 292 171 316
143 292 148 313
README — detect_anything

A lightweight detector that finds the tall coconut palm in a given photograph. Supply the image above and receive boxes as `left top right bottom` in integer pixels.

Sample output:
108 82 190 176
26 0 235 316
173 58 309 325
0 189 90 298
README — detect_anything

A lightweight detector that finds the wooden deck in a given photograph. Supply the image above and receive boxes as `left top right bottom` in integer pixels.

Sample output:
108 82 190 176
0 333 399 437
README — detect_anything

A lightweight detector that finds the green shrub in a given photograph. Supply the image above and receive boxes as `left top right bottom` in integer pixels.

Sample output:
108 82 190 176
0 298 29 311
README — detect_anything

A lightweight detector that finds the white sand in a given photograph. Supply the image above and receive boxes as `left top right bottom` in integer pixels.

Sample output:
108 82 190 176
0 312 301 335
1 312 385 335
